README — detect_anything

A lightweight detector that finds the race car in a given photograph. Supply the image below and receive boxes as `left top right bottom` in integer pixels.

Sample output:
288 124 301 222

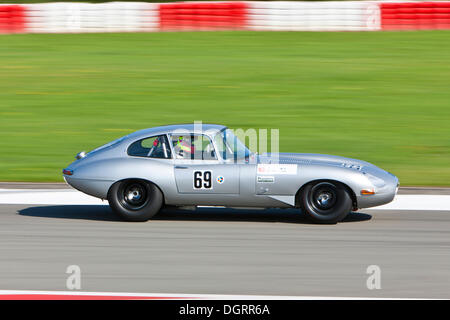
63 124 399 224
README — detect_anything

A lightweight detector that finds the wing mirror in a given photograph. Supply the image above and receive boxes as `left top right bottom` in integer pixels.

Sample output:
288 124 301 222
75 151 87 160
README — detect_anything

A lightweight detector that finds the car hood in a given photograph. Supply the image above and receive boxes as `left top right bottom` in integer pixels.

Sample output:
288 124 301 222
258 153 376 170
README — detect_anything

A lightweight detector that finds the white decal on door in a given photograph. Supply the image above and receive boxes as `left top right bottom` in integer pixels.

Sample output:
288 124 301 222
257 164 297 175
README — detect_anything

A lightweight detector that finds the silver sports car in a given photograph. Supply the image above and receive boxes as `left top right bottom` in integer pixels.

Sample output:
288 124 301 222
63 124 399 223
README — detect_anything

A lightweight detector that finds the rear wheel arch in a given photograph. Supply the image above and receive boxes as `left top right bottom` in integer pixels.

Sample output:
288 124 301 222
107 178 165 222
108 178 166 205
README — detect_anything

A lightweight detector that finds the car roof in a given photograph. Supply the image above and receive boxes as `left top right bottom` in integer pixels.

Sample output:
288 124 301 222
125 123 227 141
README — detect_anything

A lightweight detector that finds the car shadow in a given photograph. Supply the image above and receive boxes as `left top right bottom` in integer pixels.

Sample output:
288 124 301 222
17 205 372 224
18 205 119 222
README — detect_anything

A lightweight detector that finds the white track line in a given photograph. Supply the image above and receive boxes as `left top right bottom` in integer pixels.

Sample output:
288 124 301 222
0 189 449 211
0 189 104 205
374 195 450 211
0 289 428 300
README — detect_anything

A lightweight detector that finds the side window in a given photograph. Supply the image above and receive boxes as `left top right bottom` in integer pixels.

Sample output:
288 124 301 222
127 135 172 159
171 134 217 160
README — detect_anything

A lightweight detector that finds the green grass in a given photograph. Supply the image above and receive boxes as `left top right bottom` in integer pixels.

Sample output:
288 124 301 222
1 31 450 185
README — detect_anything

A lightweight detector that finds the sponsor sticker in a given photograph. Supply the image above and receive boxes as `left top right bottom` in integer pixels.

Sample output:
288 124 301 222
257 164 297 175
257 176 275 183
216 176 224 184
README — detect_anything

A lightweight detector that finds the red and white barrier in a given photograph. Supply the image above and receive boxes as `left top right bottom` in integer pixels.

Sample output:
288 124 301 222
381 1 450 30
25 2 159 33
1 2 450 34
247 1 380 31
159 2 248 31
0 4 25 33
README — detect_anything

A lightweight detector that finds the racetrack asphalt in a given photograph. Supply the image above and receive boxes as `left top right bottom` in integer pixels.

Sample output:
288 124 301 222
0 203 449 299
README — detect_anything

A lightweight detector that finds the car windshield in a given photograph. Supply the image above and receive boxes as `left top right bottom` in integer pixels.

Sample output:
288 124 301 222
214 128 252 161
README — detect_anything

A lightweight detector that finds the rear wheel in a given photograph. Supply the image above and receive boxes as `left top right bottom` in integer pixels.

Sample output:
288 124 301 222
300 181 352 224
107 179 163 222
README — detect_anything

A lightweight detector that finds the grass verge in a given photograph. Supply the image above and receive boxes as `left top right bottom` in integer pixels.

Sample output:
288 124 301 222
0 31 449 185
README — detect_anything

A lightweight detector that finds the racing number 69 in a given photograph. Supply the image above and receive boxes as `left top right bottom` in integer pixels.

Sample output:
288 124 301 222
194 171 212 189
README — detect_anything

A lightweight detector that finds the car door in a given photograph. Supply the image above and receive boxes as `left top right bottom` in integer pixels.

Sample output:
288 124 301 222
171 133 239 194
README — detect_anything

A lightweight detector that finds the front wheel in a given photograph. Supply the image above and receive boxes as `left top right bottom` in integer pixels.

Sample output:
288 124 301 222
300 181 352 224
107 179 163 222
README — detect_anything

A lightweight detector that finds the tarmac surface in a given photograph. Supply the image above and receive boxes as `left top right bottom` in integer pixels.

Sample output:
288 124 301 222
0 203 449 298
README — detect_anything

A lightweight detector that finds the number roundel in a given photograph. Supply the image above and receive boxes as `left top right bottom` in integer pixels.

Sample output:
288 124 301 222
193 170 212 189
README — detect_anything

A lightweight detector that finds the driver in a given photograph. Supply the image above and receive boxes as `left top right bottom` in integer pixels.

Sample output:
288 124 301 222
174 136 195 158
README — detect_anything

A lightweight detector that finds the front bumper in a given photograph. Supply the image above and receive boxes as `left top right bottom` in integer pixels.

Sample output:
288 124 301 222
356 175 399 209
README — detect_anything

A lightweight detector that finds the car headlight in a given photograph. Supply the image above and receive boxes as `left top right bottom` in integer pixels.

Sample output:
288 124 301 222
364 172 386 188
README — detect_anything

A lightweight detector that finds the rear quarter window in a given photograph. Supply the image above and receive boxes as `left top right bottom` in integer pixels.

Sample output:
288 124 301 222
127 135 172 159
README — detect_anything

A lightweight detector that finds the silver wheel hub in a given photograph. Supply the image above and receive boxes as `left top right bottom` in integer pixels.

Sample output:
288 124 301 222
127 189 142 202
317 192 332 206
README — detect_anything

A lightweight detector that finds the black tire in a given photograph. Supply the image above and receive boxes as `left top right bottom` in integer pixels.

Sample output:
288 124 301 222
300 181 352 224
107 179 163 222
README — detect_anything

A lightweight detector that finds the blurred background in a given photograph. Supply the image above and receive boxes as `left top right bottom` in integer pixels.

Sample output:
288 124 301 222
0 0 449 185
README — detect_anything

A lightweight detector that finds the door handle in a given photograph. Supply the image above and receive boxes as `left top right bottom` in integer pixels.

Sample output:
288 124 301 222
175 166 188 169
